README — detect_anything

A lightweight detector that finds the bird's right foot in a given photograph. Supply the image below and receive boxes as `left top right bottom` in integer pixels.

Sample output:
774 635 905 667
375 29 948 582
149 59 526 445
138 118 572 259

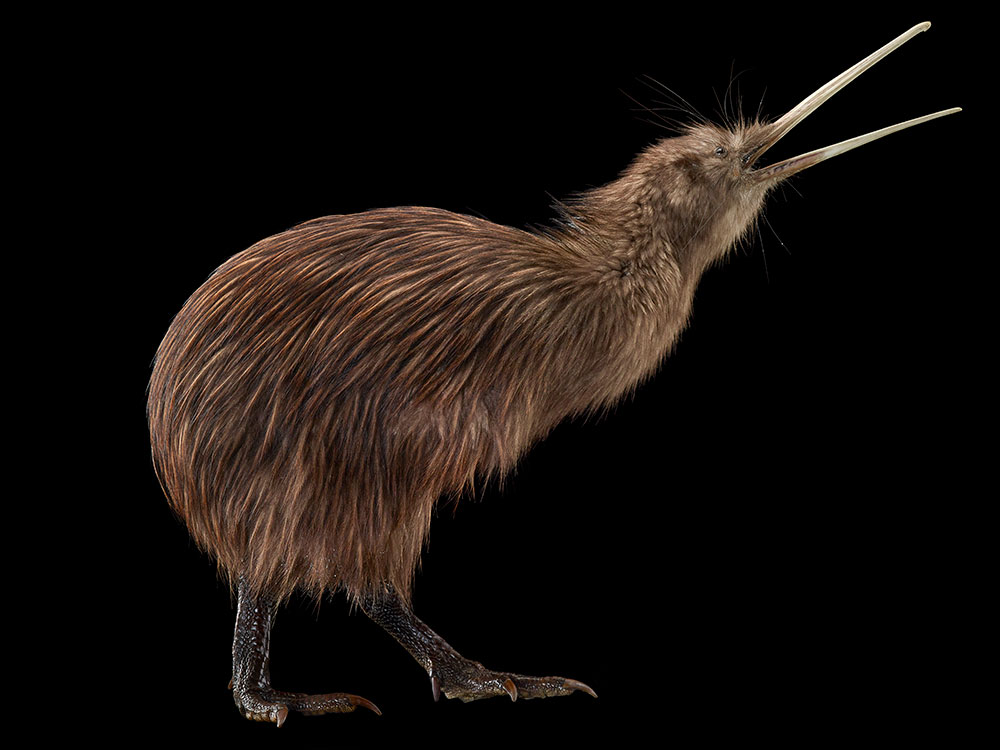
426 654 597 703
233 684 381 727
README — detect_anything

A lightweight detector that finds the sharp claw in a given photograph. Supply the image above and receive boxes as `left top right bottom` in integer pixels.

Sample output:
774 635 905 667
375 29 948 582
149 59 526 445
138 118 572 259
431 674 441 702
349 695 382 716
275 706 288 728
563 678 597 698
502 678 518 702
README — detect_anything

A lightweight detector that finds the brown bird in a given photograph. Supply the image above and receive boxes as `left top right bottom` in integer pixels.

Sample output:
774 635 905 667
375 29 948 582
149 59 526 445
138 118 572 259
147 22 958 726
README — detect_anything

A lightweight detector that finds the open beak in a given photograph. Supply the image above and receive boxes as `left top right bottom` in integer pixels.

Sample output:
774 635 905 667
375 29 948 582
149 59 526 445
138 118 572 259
751 22 960 183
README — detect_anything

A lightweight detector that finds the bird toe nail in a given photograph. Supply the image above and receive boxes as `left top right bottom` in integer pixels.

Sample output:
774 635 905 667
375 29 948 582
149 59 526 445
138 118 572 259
502 678 518 702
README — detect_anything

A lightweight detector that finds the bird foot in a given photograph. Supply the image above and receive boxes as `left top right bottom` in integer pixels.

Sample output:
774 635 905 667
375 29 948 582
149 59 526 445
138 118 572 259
427 656 597 703
233 685 381 727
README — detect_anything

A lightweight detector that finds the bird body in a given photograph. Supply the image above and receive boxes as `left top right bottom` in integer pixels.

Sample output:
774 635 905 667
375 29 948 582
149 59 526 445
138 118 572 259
147 137 758 604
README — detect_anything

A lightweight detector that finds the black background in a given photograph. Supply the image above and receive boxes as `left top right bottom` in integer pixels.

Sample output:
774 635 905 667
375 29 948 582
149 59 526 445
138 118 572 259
66 5 984 747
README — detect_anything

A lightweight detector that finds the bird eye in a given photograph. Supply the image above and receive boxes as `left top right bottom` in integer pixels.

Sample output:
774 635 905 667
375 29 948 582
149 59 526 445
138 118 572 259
714 146 727 157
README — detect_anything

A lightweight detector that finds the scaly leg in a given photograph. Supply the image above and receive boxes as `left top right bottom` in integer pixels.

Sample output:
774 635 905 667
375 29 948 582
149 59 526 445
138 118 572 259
230 579 381 726
362 587 596 703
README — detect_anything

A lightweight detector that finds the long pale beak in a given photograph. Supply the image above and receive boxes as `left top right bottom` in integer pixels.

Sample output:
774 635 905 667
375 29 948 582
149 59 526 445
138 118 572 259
752 22 960 183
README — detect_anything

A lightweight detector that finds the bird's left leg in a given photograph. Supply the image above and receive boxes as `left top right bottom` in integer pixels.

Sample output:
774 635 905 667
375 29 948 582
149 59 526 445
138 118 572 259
361 586 596 703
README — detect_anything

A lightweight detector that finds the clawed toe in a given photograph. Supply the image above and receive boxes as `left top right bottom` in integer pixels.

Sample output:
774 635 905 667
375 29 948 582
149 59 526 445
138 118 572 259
562 678 598 699
343 695 382 716
234 687 381 727
430 665 597 703
504 674 598 701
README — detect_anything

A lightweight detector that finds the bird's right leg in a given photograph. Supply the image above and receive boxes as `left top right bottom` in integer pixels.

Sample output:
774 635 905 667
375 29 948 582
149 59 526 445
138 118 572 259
361 586 596 703
230 578 381 726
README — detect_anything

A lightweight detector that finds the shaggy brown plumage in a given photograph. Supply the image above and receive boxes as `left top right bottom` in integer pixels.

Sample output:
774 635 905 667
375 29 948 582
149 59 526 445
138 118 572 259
148 124 771 604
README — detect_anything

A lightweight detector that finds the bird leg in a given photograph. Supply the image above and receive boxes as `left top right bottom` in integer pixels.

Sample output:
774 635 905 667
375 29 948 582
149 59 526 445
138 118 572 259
230 579 381 726
361 587 596 703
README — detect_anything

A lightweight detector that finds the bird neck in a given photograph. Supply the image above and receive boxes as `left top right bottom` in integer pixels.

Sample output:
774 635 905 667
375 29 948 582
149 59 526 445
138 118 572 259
528 184 709 417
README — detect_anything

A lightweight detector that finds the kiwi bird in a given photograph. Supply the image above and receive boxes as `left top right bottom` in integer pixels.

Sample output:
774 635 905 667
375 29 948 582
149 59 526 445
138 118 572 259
148 22 959 726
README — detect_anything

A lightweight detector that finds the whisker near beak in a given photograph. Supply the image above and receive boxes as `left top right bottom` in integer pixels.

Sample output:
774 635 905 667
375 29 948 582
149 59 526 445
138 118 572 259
752 22 961 184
